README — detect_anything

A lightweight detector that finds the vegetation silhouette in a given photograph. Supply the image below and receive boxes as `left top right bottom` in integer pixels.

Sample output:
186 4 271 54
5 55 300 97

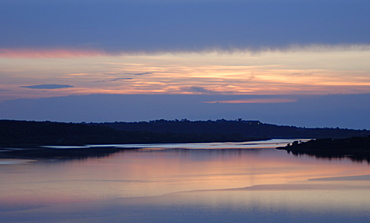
1 119 369 147
0 119 264 148
1 119 369 160
100 119 369 139
278 136 370 163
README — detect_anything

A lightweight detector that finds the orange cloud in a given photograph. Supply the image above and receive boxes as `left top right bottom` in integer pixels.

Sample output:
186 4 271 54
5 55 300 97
205 98 297 104
0 48 107 58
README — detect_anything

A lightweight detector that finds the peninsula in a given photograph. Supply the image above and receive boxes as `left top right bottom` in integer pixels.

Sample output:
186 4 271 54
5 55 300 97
277 136 370 162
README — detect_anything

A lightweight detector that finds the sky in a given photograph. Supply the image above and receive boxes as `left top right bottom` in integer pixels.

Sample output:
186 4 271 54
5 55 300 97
0 0 370 129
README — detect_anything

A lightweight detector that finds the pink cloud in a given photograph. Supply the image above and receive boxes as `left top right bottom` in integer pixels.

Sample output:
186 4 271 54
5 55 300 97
205 98 297 104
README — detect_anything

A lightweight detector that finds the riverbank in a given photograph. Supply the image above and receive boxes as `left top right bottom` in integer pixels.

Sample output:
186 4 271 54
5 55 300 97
277 136 370 162
0 146 133 160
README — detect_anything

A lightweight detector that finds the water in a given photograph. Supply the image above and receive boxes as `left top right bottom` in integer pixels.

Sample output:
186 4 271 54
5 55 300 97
1 139 370 223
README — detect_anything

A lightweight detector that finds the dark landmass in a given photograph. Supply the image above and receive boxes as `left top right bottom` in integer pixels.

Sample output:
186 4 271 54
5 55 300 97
0 119 266 148
1 119 369 148
1 119 369 160
99 119 369 139
277 136 370 163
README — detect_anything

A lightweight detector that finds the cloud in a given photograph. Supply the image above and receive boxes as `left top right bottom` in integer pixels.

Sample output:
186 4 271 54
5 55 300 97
247 73 255 82
93 78 133 83
1 0 369 54
111 78 133 81
133 72 152 76
289 73 314 77
204 98 297 104
21 84 74 89
181 86 216 94
121 72 153 76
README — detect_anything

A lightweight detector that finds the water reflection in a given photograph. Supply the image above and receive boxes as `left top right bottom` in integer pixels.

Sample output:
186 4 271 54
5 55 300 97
0 139 295 162
0 147 124 161
44 139 295 148
286 150 370 163
1 140 370 222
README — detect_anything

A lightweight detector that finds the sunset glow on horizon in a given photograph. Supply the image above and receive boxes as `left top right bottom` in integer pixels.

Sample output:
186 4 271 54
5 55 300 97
1 46 370 101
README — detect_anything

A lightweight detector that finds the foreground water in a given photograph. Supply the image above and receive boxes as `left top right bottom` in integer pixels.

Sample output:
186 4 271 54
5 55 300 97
1 139 370 223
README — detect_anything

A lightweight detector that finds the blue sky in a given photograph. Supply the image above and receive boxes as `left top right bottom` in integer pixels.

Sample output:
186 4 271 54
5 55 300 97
1 0 369 52
0 0 370 129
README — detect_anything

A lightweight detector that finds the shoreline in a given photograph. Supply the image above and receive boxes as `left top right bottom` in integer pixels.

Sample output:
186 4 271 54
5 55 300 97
277 136 370 163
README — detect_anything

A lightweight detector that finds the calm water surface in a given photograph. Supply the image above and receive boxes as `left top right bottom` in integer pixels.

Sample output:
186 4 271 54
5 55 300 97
1 139 370 223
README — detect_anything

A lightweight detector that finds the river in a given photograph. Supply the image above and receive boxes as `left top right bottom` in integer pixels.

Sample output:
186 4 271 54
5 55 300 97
1 139 370 222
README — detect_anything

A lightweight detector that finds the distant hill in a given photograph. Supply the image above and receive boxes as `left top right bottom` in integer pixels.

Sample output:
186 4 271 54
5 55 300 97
0 120 258 148
0 120 125 147
1 119 369 148
99 119 370 139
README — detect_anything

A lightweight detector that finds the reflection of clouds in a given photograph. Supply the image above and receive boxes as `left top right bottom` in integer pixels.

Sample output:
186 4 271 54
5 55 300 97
188 182 370 192
309 175 370 181
2 141 370 223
